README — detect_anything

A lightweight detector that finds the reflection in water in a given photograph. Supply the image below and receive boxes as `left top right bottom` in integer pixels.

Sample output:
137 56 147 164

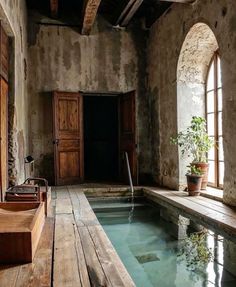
91 199 236 287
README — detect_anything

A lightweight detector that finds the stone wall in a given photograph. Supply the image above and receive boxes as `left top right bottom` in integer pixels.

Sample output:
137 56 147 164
27 12 151 184
147 0 236 205
0 0 29 185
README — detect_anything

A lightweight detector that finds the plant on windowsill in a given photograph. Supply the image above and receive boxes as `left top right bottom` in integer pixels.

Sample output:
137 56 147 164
170 116 215 190
186 165 203 196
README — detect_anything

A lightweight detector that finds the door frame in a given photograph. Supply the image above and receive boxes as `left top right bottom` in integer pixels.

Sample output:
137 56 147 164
53 90 137 185
53 91 84 185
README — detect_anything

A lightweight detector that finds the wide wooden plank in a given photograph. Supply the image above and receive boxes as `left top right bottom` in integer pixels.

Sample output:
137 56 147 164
88 225 135 287
78 226 109 286
56 187 73 214
15 217 54 287
145 188 236 237
188 195 236 219
74 225 91 287
53 214 82 287
0 265 19 287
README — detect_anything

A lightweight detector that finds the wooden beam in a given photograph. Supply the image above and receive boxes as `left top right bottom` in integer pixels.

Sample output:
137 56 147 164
50 0 58 18
81 0 102 35
115 0 136 26
120 0 144 27
159 0 195 3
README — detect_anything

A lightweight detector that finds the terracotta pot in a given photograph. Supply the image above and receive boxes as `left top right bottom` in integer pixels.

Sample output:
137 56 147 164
186 174 202 196
191 162 209 190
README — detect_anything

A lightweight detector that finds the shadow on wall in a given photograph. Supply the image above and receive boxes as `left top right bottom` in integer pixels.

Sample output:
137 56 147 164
31 92 54 185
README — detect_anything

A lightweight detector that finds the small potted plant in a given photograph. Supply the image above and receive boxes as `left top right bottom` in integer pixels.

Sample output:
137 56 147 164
171 116 215 190
186 165 203 196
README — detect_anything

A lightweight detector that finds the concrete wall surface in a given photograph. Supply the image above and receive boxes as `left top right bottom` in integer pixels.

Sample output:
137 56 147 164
0 0 29 185
27 12 151 184
147 0 236 205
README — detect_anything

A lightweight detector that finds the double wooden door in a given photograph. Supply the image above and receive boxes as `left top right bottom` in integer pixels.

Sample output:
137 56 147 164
53 91 137 185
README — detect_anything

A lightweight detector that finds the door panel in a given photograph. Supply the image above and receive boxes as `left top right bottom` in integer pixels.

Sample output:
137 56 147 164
53 92 83 185
119 91 137 184
0 77 8 200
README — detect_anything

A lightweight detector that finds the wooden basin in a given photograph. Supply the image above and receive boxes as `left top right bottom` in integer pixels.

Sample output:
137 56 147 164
0 202 45 263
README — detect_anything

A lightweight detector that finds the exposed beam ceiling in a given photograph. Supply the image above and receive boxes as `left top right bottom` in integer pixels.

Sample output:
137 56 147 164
159 0 195 3
115 0 136 26
81 0 102 35
50 0 58 18
118 0 144 27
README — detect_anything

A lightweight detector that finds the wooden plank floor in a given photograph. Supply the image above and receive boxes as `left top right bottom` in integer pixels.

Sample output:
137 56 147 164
1 185 236 286
0 186 135 287
144 187 236 241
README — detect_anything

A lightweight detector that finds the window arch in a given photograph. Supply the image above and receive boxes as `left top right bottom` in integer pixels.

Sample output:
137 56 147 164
206 52 224 188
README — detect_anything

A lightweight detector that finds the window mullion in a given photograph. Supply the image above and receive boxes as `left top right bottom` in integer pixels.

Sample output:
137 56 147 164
214 54 219 187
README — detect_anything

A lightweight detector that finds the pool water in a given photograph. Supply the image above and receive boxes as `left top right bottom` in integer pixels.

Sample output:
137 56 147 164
90 198 236 287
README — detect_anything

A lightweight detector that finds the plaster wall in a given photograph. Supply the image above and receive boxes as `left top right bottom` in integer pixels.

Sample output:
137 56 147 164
28 13 151 184
0 0 29 185
147 0 236 205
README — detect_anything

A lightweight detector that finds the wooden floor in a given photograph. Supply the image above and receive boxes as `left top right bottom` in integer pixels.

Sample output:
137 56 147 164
144 187 236 241
1 185 236 286
0 186 135 287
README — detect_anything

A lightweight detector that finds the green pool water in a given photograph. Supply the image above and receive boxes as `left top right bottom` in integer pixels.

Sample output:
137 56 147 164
90 198 236 287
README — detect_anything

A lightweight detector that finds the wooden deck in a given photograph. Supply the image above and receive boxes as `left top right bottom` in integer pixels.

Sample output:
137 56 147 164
1 185 236 286
144 187 236 241
0 186 135 287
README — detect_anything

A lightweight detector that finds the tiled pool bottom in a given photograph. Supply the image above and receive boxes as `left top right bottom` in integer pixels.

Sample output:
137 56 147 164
89 198 236 287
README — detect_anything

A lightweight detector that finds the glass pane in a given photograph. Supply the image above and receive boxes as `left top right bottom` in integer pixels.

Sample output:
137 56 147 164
218 88 222 111
219 161 224 186
217 57 222 88
207 91 215 113
218 136 224 161
208 146 215 161
207 113 215 136
208 160 215 184
218 111 222 136
207 61 215 91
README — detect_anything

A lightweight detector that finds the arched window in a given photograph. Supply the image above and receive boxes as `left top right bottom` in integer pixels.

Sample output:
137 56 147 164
206 52 224 188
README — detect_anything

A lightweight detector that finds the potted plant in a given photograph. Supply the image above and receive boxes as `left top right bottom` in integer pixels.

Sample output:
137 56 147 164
171 116 215 190
186 165 203 196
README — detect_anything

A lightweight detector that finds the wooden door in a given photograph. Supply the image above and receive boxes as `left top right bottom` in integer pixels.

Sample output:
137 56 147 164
119 91 137 185
53 92 84 185
0 77 8 201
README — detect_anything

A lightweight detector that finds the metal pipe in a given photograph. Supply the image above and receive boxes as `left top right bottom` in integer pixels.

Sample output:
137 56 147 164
125 152 134 195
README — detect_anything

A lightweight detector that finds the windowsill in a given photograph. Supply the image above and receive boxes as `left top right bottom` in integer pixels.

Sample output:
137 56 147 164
200 186 223 202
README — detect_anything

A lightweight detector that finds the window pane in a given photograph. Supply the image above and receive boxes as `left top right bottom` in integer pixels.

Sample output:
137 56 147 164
207 61 215 91
218 136 224 161
219 161 224 186
218 88 222 111
217 57 222 88
207 91 215 113
218 111 222 136
208 146 215 161
207 113 215 136
208 160 215 184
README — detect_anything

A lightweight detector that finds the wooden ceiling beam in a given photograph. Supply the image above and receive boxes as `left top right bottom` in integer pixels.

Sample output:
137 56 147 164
120 0 144 27
81 0 102 35
50 0 58 18
159 0 195 3
115 0 136 26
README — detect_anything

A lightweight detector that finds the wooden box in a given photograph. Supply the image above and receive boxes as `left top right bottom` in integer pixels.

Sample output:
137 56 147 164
0 202 45 263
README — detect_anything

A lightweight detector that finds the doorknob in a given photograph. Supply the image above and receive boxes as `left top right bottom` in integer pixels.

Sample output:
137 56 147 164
53 139 59 145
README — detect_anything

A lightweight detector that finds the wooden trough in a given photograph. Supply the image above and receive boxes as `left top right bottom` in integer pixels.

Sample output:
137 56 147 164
0 202 45 264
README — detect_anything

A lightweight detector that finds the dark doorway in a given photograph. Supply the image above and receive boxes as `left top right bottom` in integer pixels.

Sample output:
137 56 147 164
84 95 119 182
